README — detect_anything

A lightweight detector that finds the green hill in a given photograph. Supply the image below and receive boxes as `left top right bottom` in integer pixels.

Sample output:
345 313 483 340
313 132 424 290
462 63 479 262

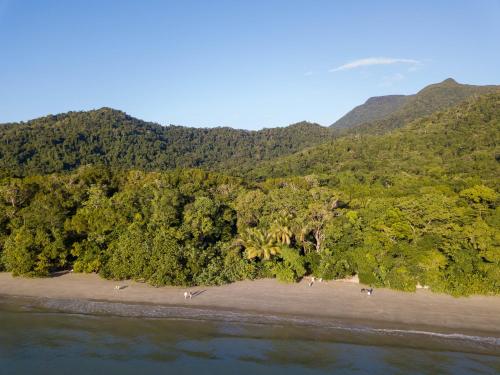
332 95 408 129
332 78 499 134
2 79 497 178
0 109 333 177
246 92 500 184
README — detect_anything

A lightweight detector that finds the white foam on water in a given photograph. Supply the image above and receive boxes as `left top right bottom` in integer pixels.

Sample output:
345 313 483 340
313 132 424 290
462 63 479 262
26 297 500 348
326 325 500 346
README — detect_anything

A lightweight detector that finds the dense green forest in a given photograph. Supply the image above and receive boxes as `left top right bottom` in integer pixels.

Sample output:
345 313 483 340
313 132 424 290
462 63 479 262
0 165 497 296
244 92 500 182
0 90 498 296
0 109 332 177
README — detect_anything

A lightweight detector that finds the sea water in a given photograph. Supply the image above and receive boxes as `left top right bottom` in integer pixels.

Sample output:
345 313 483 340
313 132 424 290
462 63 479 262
0 297 499 375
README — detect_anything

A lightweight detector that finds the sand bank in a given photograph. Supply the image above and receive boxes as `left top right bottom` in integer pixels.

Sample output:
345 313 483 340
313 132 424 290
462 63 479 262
0 272 499 336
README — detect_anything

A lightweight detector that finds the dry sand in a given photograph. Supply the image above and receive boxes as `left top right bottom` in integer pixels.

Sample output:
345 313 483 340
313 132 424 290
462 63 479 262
0 272 499 335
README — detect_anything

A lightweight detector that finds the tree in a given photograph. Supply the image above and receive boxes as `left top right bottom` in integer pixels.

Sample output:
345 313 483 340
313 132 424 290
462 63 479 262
296 203 334 253
2 227 37 276
237 228 281 260
268 222 293 245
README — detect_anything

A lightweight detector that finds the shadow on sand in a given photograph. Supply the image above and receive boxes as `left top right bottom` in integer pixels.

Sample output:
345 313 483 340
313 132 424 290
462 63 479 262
191 290 206 298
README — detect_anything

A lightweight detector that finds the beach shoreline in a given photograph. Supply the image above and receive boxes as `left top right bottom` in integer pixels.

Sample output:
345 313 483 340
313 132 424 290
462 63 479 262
1 272 499 339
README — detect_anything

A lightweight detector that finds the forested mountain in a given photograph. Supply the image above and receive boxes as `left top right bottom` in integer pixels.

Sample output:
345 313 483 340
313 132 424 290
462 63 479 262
0 84 498 297
0 109 333 177
246 92 500 182
332 78 499 134
1 79 498 178
332 95 408 129
0 91 498 295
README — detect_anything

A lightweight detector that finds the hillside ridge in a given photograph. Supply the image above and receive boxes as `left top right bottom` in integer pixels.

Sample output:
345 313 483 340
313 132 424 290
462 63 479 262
332 78 500 133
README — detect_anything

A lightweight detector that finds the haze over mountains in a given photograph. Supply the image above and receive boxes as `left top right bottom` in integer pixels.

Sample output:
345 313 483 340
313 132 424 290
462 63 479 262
0 78 498 178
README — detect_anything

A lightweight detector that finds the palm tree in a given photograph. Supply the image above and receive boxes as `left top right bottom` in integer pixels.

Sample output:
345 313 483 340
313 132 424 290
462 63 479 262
237 228 281 260
269 222 293 245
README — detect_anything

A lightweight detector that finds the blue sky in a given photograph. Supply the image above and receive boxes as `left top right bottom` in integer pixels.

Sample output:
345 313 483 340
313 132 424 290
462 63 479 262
1 0 499 129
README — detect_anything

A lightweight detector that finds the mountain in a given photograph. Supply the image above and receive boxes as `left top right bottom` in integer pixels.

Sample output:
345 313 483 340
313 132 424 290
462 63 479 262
0 109 334 177
332 95 408 129
245 92 500 182
1 86 498 297
331 78 500 134
1 78 498 178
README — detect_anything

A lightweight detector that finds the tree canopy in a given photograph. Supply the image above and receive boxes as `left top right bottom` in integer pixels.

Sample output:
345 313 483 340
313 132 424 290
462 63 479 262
0 87 498 297
0 109 333 177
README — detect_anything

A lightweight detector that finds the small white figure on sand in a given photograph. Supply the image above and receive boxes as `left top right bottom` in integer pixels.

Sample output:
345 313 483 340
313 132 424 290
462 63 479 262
308 276 324 287
184 291 193 299
308 276 315 287
361 288 374 296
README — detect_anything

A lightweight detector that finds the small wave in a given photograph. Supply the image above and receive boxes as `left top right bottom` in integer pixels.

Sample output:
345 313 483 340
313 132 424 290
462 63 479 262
323 325 500 346
24 297 500 348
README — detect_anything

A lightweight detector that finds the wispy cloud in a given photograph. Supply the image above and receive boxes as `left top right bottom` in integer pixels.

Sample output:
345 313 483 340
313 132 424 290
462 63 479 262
329 57 420 72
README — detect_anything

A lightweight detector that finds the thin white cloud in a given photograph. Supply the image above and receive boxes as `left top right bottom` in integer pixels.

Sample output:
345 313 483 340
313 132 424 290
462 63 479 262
329 57 420 72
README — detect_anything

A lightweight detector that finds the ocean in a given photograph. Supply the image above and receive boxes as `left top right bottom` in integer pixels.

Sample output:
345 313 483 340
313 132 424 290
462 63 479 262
0 297 499 375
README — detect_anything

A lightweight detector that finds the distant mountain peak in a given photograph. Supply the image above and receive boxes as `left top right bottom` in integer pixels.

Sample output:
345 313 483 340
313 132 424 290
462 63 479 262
331 78 499 132
441 78 458 85
95 106 124 113
331 95 408 129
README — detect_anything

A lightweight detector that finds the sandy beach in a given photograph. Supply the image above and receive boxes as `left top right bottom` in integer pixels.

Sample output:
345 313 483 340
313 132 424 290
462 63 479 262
0 272 499 336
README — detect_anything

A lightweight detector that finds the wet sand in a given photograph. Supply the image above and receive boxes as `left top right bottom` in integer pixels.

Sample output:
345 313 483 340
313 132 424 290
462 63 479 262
0 272 499 336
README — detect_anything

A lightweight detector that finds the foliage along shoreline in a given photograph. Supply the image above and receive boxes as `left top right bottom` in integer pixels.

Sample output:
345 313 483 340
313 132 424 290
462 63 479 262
0 93 498 297
0 165 497 297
